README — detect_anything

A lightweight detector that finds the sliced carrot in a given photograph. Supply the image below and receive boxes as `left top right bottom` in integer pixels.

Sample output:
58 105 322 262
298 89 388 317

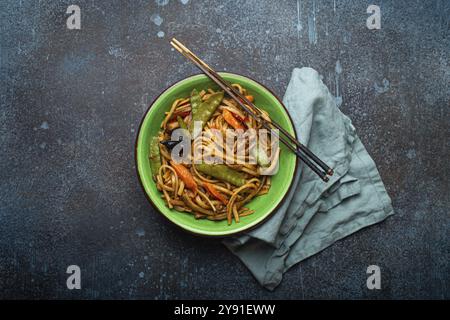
234 114 248 123
223 109 245 130
239 95 254 103
204 182 228 205
170 161 197 193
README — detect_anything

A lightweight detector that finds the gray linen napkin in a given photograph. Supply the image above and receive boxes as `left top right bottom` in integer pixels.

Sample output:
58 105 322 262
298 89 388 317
223 67 395 290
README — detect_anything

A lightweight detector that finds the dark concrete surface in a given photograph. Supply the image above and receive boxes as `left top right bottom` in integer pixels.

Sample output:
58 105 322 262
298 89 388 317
0 0 448 299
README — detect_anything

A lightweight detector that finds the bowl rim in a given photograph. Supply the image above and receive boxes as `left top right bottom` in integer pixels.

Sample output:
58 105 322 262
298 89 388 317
135 72 298 237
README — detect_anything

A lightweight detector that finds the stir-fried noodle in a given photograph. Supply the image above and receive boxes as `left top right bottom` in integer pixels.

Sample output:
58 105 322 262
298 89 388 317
149 84 279 225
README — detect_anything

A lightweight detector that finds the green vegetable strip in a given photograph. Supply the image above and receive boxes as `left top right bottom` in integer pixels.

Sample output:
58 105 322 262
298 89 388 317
177 116 187 130
189 91 224 137
195 163 246 186
190 89 202 118
149 136 161 178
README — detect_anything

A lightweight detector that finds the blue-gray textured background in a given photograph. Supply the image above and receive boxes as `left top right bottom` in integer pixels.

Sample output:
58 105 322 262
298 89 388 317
0 0 448 299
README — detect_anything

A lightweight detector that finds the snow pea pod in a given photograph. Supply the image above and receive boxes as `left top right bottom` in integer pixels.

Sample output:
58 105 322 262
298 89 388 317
196 163 246 186
190 89 202 117
189 91 224 137
149 136 161 179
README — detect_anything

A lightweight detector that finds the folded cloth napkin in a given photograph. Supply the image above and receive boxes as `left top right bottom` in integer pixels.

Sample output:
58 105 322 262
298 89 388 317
223 67 395 290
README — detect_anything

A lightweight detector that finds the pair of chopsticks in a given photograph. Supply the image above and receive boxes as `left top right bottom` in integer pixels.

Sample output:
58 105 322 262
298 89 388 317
170 38 333 182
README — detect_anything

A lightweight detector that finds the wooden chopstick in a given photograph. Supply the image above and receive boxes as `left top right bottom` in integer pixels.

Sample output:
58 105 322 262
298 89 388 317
172 45 329 181
170 38 333 182
170 39 330 181
171 38 334 177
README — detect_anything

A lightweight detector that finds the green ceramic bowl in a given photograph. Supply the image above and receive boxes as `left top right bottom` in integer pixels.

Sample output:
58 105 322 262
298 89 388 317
135 73 298 236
